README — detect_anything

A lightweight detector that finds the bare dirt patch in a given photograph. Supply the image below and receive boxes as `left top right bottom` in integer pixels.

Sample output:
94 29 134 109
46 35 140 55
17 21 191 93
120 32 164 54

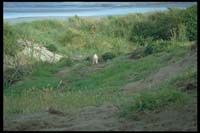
4 98 197 131
4 103 121 131
75 62 111 77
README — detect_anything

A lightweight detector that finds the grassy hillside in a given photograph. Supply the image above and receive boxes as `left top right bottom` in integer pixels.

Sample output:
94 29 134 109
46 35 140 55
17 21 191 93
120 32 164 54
4 42 196 114
3 5 197 131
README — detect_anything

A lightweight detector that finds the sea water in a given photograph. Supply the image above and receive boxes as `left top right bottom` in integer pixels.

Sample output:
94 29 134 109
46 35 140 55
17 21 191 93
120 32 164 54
3 2 196 19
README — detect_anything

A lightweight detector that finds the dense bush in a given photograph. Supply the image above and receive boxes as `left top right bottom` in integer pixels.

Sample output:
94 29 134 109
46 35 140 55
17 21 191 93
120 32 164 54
182 5 197 41
130 5 197 42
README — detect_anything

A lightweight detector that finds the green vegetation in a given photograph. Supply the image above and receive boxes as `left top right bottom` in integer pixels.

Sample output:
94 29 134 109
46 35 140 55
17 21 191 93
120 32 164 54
102 52 116 61
3 22 20 56
46 44 58 52
4 5 197 57
3 5 197 117
4 44 195 115
119 66 196 119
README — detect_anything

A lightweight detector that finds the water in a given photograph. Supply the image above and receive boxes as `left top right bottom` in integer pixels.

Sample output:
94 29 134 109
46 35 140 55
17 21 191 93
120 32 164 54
3 2 196 19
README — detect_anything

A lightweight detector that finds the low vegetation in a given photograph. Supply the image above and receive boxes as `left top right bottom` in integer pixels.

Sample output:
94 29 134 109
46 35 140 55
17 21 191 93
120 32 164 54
3 4 197 124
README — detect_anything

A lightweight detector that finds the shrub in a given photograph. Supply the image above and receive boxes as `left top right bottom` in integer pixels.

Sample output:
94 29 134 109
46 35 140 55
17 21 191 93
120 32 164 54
144 40 174 55
102 52 116 61
46 44 57 53
144 45 154 56
182 5 197 41
85 56 91 61
130 6 197 42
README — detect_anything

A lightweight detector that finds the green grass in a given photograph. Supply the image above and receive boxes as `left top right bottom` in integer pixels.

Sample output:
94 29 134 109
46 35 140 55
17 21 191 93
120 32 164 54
4 87 115 114
4 77 61 94
8 17 134 57
63 51 171 92
132 88 189 111
118 66 196 118
118 88 190 119
3 6 197 117
4 57 74 91
4 44 195 116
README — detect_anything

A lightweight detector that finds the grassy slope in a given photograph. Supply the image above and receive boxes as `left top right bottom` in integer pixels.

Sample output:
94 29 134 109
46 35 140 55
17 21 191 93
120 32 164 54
4 43 196 116
3 6 197 121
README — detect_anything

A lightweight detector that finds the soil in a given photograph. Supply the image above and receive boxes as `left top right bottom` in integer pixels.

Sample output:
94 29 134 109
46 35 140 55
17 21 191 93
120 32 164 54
4 98 197 131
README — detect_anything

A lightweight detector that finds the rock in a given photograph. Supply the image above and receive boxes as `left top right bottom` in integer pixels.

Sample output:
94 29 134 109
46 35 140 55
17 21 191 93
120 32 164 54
18 39 63 63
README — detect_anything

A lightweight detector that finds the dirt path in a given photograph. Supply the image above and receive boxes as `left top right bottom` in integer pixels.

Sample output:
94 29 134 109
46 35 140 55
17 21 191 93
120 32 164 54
76 61 112 76
4 103 121 131
54 61 108 79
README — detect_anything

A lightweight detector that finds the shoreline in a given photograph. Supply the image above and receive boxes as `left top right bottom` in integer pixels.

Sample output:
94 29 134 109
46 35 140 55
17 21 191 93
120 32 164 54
4 15 110 24
3 10 163 25
4 15 113 24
